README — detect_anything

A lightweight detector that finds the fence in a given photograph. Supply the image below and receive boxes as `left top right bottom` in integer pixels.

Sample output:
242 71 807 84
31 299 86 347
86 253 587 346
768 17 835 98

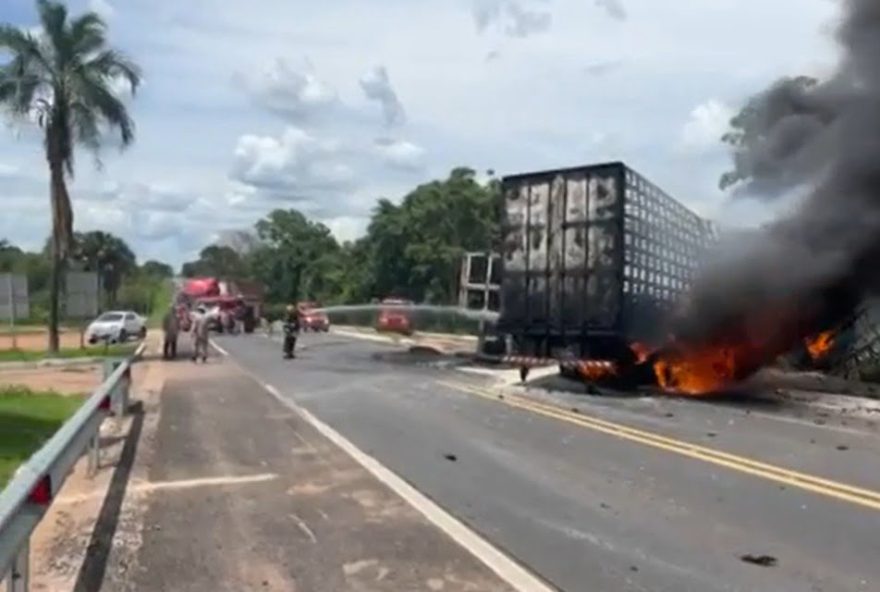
0 343 145 591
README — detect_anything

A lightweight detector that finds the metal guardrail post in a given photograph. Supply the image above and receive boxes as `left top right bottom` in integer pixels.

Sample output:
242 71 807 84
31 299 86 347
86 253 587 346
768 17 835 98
1 343 146 590
6 542 27 592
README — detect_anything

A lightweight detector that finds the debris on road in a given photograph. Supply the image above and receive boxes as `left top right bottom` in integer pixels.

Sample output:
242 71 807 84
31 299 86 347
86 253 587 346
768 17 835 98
740 554 778 567
443 453 458 462
836 444 850 451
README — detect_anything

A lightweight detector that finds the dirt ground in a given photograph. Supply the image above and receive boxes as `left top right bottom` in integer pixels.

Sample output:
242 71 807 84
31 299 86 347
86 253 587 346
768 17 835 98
0 331 85 352
0 364 101 394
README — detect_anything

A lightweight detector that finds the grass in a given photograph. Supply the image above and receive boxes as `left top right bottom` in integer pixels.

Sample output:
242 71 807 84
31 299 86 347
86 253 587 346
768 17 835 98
147 280 173 329
0 343 137 363
0 386 83 487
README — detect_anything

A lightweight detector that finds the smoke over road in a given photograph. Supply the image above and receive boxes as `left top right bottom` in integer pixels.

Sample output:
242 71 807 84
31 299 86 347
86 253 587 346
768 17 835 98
645 0 880 392
677 0 880 345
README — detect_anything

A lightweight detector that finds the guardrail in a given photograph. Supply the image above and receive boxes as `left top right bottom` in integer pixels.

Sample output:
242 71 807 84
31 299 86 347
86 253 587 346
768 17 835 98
0 342 146 591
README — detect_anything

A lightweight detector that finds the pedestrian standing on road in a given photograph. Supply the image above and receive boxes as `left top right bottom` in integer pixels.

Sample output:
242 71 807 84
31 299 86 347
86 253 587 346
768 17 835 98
191 306 210 363
282 304 300 359
162 308 179 360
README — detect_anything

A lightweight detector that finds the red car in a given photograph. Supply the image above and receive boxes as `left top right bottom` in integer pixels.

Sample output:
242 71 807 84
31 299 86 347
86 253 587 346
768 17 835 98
297 302 330 332
376 298 414 336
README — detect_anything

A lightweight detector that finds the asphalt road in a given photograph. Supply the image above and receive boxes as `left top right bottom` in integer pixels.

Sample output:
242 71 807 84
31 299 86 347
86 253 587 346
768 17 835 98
216 331 880 592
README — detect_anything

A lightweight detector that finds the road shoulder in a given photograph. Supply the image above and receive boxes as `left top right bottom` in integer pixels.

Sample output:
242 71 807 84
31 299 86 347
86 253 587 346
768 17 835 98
101 354 519 592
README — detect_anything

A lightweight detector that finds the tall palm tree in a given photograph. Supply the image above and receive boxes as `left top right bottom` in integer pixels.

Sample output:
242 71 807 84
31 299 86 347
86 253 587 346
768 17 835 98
0 0 140 352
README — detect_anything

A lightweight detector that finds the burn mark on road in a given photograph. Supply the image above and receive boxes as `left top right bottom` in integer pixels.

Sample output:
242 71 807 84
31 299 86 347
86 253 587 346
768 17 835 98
740 554 778 567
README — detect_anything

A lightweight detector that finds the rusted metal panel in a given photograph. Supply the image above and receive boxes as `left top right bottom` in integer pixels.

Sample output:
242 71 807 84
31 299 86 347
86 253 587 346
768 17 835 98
500 161 714 354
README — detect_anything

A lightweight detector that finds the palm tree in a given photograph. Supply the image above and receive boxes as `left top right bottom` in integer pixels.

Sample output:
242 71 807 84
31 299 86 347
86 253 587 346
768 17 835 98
73 230 136 308
0 0 140 352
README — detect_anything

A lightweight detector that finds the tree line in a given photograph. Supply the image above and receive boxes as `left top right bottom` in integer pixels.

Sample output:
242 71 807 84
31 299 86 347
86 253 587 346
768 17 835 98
0 232 173 323
182 168 503 309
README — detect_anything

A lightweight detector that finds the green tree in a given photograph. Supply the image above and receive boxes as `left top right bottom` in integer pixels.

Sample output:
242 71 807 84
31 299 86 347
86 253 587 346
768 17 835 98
719 75 818 191
0 0 141 351
141 259 174 278
181 245 246 278
249 209 340 303
363 168 500 303
71 230 136 307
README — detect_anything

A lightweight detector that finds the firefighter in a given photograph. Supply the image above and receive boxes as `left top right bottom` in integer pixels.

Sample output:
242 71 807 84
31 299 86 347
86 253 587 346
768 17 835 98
191 305 210 363
282 304 300 359
161 307 179 360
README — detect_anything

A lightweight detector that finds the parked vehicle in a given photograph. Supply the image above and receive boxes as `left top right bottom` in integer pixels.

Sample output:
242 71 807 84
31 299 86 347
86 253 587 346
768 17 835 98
297 302 330 332
86 310 147 344
178 276 262 334
496 161 719 362
376 298 414 336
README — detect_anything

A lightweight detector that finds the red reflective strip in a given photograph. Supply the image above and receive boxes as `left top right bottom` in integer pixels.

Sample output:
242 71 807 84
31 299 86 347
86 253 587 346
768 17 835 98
99 395 111 410
28 475 52 505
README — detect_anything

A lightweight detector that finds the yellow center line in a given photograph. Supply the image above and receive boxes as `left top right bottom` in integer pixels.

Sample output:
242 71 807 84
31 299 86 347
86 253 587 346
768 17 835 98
437 380 880 512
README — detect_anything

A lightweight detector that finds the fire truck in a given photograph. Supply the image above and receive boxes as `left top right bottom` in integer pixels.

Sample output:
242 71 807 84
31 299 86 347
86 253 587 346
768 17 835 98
176 277 264 333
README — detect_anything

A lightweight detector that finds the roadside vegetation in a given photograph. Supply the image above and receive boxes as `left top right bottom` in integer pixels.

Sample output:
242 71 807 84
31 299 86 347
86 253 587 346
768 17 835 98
0 386 83 487
182 168 501 330
0 0 144 352
0 343 136 362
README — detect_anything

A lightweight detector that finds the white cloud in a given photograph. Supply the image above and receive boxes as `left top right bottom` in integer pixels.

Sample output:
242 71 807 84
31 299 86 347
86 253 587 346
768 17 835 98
472 0 552 38
359 66 406 127
324 216 369 243
241 58 338 121
679 99 735 153
230 127 354 196
594 0 627 21
86 181 196 212
0 163 21 178
0 0 842 267
89 0 116 20
375 138 426 171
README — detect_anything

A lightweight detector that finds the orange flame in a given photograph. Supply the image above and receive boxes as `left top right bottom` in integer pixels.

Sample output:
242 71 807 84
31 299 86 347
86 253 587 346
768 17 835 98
652 346 739 396
804 330 835 361
629 342 652 363
576 360 618 382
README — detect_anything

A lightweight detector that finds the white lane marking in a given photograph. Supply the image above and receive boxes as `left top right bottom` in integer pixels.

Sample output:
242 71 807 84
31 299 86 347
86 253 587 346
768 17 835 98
210 340 230 356
135 473 278 492
258 381 554 592
55 473 279 505
289 512 318 544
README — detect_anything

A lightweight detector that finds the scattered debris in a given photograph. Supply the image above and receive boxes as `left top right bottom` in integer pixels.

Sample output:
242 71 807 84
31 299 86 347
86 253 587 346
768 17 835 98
706 432 717 438
571 407 581 414
600 502 611 510
629 565 639 573
664 412 675 418
497 394 505 400
443 453 458 462
810 439 816 444
740 554 778 567
779 485 786 491
836 444 849 451
815 419 826 425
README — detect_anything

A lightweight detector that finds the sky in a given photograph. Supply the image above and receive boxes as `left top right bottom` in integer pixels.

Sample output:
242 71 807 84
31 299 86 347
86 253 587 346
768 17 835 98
0 0 841 267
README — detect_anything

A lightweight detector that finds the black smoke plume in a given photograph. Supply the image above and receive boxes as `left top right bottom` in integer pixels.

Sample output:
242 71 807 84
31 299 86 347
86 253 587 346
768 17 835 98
671 0 880 366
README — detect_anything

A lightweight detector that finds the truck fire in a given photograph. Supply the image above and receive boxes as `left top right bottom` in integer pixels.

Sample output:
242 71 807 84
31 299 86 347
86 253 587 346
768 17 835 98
488 157 878 396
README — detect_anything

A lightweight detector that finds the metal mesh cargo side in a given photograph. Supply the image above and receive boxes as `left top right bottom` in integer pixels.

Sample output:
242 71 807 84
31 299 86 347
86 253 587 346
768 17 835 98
620 167 718 342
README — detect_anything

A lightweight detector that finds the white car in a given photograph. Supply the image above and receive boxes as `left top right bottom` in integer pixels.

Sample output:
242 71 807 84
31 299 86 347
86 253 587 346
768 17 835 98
86 311 147 344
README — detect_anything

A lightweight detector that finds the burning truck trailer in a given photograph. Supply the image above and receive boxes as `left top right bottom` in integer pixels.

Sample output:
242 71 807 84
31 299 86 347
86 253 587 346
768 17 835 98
492 161 718 386
490 161 859 395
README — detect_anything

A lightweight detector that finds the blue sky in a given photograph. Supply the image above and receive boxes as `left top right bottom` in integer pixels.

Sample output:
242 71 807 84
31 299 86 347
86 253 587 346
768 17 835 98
0 0 840 266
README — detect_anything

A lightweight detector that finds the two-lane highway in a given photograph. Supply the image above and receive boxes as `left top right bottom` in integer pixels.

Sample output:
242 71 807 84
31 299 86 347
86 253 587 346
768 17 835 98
216 331 880 592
